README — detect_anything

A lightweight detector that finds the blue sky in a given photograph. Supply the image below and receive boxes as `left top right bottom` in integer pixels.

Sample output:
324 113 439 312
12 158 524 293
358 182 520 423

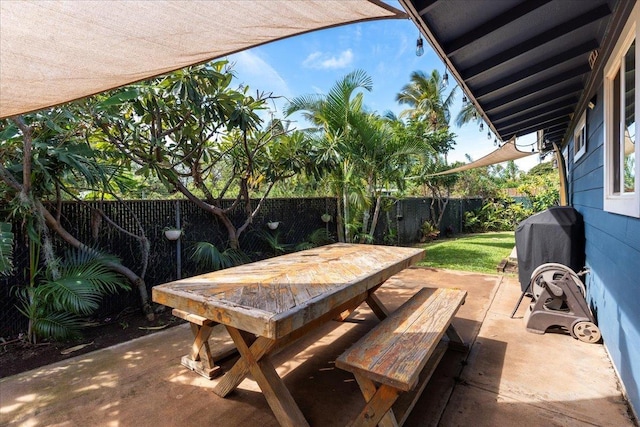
226 8 539 172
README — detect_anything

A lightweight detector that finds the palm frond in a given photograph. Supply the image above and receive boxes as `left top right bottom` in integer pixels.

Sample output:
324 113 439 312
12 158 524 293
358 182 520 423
0 222 14 276
38 277 102 315
32 311 84 341
190 242 249 271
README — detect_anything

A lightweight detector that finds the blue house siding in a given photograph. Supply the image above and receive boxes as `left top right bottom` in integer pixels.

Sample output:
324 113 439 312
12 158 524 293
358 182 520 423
571 85 640 414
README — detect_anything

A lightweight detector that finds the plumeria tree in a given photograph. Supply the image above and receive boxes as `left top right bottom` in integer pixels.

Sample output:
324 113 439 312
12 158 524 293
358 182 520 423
93 61 313 250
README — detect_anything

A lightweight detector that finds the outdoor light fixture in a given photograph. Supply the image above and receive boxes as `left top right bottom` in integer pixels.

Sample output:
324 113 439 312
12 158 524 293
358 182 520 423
416 35 424 56
479 122 484 132
494 138 498 146
472 110 477 119
442 69 449 87
462 95 467 104
487 131 491 140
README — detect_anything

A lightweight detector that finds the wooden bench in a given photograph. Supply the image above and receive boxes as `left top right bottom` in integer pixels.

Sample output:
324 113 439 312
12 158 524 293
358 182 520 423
336 287 468 427
172 308 236 379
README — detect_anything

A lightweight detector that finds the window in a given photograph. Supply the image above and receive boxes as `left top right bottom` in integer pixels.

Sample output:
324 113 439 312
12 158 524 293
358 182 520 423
604 3 639 217
574 111 587 161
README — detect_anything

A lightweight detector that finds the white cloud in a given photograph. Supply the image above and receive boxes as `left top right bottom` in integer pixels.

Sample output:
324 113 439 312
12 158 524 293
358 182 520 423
227 51 291 99
302 49 353 69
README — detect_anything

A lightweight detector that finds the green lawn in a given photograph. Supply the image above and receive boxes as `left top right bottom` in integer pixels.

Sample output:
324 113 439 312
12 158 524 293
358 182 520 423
416 231 515 274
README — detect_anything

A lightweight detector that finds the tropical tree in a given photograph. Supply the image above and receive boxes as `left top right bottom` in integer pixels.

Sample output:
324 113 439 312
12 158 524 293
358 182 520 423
411 129 459 230
93 61 312 250
455 99 480 128
286 69 373 242
396 70 457 131
348 112 425 243
0 110 155 320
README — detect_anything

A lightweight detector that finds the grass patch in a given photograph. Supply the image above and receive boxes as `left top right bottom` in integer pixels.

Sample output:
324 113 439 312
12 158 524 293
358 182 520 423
416 231 515 274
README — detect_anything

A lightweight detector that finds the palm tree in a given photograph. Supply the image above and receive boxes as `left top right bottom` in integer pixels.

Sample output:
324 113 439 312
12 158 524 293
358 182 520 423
396 70 457 131
455 100 479 128
286 70 373 242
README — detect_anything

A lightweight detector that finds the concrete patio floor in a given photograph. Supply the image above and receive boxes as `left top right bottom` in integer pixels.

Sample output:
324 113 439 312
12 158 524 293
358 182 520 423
1 268 635 426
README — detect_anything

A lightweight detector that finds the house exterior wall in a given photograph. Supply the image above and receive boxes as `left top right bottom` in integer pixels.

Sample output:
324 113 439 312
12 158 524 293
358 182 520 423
569 84 640 415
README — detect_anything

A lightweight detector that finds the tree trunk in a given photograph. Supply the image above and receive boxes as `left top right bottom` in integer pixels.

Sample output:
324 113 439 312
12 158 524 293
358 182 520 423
38 202 155 320
336 196 345 243
368 194 383 243
343 188 350 243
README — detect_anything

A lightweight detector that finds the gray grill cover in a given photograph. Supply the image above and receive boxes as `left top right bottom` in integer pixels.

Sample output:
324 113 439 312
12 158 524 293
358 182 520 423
515 206 585 291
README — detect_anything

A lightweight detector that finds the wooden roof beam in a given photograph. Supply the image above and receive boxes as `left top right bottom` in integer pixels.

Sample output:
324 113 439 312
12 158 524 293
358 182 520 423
498 107 574 134
475 40 598 99
461 4 611 80
493 99 577 127
445 0 553 56
486 84 582 118
414 0 438 17
482 65 589 112
500 116 569 139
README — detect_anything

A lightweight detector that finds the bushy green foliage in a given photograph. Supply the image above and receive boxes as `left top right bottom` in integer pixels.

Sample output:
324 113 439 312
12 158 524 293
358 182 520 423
517 161 560 211
517 174 559 212
419 220 440 242
464 198 533 233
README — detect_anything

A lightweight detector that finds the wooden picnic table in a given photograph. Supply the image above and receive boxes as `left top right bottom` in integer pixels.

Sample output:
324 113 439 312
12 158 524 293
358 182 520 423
152 242 425 427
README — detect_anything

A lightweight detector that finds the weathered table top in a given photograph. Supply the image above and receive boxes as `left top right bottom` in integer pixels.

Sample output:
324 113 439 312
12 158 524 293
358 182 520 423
152 243 425 339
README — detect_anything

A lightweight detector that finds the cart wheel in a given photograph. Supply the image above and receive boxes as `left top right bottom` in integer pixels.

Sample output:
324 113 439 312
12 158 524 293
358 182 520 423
571 320 601 343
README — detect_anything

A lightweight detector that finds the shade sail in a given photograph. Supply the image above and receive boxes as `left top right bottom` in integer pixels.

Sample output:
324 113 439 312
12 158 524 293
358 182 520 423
430 139 535 176
0 1 405 119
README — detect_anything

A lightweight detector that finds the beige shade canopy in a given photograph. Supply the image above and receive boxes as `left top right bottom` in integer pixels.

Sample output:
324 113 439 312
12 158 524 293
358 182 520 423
0 0 404 119
430 138 536 176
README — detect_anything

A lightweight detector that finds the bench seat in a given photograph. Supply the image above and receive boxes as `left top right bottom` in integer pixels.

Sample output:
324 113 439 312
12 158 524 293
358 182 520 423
336 287 467 427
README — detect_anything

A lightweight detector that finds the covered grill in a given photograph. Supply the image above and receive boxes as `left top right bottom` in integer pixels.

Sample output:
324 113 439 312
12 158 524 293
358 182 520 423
515 206 585 292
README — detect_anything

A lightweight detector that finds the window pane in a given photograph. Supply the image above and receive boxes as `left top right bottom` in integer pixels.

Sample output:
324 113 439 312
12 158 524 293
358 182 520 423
624 40 635 192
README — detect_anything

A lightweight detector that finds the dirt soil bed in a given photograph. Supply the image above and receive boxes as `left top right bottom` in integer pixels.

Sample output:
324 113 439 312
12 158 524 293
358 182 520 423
0 306 182 379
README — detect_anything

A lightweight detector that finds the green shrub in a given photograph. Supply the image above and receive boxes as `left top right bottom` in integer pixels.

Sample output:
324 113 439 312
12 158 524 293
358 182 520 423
464 198 533 232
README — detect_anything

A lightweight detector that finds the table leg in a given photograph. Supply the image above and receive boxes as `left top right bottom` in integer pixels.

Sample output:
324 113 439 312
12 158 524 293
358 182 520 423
214 332 276 397
366 293 390 320
180 322 223 379
217 326 309 427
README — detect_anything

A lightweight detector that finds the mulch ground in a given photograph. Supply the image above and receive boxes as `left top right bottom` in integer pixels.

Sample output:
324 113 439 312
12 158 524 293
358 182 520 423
0 306 183 379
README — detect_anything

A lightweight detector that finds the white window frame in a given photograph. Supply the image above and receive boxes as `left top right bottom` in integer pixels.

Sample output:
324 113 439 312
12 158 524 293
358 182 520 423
574 111 587 161
603 2 639 217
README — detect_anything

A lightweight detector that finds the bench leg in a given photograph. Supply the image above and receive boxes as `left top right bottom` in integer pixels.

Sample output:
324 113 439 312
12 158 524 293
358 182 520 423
350 373 400 427
445 323 468 352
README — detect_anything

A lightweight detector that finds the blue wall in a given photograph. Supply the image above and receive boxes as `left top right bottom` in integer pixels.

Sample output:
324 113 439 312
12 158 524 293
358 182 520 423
570 85 640 415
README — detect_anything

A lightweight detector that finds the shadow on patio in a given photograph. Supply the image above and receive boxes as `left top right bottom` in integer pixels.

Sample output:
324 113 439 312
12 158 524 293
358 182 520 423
0 268 634 426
